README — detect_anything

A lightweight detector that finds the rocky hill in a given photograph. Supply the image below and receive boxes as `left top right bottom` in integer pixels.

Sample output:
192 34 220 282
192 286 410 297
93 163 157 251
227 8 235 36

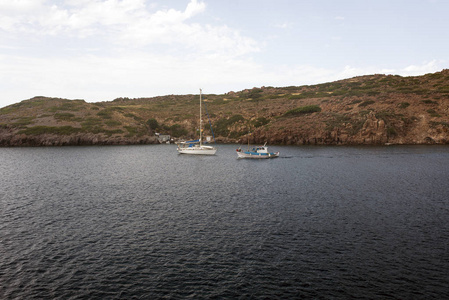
1 70 449 146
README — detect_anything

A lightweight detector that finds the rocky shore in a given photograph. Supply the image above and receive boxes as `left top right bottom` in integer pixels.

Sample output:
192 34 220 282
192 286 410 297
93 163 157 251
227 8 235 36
0 128 158 147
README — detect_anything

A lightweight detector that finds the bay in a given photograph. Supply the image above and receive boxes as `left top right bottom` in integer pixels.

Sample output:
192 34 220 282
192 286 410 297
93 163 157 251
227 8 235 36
1 144 448 299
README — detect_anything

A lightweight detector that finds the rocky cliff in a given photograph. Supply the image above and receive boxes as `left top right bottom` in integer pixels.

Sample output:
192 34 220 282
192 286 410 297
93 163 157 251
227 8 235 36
1 70 448 146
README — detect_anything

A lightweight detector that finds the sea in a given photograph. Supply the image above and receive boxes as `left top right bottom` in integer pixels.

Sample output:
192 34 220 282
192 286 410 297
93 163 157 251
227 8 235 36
1 144 448 299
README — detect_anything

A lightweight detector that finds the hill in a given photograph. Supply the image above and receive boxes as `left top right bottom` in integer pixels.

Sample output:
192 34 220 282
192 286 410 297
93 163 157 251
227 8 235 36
1 70 449 146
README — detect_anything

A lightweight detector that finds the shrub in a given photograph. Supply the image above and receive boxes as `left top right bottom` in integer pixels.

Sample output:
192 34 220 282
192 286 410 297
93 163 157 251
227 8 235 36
359 110 371 116
109 106 125 111
104 129 124 136
49 102 81 112
430 121 449 128
248 88 263 99
240 88 263 100
0 105 21 115
387 127 397 137
428 73 444 79
284 105 321 116
399 102 410 109
104 120 122 127
124 126 139 136
366 91 381 96
81 118 102 128
427 109 441 117
13 117 35 127
421 100 437 105
147 118 159 129
252 117 269 128
229 130 246 139
214 115 245 136
18 126 82 135
288 94 306 100
97 110 112 119
169 124 188 137
438 86 449 93
54 113 75 121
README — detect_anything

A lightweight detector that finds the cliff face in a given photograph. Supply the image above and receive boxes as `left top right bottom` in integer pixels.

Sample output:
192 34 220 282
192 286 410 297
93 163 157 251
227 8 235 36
1 70 449 146
231 71 449 145
247 95 449 146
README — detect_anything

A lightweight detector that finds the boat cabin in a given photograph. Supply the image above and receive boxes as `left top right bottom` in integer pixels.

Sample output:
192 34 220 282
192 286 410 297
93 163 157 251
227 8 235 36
251 146 269 153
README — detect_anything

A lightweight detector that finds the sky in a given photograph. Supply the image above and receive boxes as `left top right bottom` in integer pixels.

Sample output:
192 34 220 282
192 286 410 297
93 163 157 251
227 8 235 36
0 0 448 108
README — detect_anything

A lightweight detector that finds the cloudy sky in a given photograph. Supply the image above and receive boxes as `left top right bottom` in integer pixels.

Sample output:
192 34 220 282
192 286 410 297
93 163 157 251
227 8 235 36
0 0 448 108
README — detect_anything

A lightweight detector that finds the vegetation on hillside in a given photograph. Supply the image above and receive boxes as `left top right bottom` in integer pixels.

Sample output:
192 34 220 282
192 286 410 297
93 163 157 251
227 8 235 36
1 69 449 146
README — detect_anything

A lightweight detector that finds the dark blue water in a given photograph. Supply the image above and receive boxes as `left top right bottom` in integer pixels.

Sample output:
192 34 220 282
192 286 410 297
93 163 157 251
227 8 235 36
1 145 448 299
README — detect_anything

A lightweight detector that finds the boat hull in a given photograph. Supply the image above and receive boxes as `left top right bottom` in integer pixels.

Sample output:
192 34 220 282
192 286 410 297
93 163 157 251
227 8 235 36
178 146 217 155
237 151 279 159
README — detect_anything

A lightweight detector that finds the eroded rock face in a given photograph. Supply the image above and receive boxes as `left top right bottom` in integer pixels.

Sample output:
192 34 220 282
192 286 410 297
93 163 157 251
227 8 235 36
239 108 448 146
359 112 388 144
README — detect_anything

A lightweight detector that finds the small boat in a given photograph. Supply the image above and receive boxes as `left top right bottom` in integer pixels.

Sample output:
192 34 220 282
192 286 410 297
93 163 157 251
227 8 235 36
177 89 217 155
236 142 279 159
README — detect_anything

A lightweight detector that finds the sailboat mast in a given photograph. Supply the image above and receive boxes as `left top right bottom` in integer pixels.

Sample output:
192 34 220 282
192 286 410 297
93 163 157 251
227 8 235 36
199 88 202 147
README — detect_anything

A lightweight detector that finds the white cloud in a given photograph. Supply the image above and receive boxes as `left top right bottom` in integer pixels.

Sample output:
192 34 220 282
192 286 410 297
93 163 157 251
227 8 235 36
0 0 258 56
274 22 291 29
0 0 49 33
0 0 45 13
401 60 441 75
185 0 206 18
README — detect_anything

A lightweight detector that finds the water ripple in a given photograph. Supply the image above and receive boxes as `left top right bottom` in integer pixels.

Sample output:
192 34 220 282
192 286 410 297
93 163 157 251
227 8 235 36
1 145 449 299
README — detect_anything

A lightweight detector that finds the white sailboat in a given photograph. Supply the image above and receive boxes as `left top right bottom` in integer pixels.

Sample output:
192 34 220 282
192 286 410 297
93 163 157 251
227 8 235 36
177 89 217 155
